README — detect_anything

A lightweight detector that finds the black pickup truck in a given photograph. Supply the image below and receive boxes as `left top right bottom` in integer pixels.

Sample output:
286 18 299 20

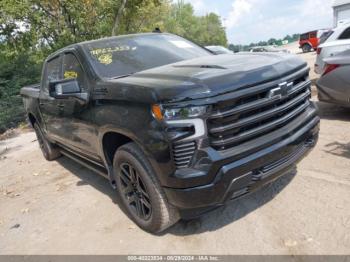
21 33 319 233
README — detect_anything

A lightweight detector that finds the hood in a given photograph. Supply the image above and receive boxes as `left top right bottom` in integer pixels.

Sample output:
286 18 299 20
106 53 307 103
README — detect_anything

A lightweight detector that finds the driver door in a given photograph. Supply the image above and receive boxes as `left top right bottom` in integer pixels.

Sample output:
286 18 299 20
57 52 99 159
39 55 66 141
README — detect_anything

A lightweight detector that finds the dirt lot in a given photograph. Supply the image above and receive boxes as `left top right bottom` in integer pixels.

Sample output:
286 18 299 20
0 52 350 255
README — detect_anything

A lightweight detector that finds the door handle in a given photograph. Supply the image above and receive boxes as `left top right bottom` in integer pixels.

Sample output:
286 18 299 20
58 104 65 108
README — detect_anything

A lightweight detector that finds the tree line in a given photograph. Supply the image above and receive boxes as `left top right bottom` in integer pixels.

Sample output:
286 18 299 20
228 34 300 52
0 0 227 132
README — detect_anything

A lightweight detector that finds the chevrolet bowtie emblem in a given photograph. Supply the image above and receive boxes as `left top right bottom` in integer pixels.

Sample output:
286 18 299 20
267 81 293 99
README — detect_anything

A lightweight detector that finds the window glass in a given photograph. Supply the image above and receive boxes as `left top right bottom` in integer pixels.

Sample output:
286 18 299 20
43 56 61 92
62 53 85 91
310 32 317 38
83 34 212 78
319 30 334 44
300 33 309 40
339 27 350 40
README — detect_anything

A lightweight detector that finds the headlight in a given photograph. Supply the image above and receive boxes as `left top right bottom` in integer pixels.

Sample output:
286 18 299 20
152 105 208 120
164 106 208 120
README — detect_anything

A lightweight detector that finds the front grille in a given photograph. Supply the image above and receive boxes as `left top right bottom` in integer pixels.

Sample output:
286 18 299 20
207 67 311 150
172 141 196 169
252 142 307 181
230 140 312 200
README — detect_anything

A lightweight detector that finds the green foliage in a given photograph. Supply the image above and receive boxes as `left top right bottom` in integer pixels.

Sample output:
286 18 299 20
0 0 227 132
163 1 227 46
228 34 300 52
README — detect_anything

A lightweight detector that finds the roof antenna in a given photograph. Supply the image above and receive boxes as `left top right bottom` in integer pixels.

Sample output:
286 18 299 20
153 27 162 33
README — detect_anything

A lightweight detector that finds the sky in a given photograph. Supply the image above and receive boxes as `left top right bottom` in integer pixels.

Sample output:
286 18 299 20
184 0 334 44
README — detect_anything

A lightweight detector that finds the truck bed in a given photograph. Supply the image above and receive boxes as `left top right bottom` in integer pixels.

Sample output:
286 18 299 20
20 84 40 99
20 84 41 121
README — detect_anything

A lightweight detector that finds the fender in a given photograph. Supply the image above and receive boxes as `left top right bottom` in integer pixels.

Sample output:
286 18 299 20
97 125 165 186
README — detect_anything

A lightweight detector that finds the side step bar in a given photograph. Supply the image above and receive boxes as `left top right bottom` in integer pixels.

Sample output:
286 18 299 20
59 148 109 179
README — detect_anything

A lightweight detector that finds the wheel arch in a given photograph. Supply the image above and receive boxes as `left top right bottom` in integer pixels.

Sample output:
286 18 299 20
28 112 37 127
101 131 133 166
99 127 153 166
302 42 313 51
98 127 165 186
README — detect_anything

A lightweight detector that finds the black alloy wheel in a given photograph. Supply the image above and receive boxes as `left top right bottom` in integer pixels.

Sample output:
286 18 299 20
113 142 180 233
119 162 152 221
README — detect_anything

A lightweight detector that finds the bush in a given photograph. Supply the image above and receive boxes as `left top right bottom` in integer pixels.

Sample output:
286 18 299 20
0 48 43 133
0 95 26 133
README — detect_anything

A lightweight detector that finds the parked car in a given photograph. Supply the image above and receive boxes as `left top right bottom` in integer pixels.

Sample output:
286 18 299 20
21 33 319 233
315 23 350 74
299 29 329 53
317 49 350 107
205 45 233 55
250 46 289 53
299 29 330 53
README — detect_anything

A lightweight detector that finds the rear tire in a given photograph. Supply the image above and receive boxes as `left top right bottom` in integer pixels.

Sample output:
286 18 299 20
302 44 312 53
113 142 179 233
33 123 61 161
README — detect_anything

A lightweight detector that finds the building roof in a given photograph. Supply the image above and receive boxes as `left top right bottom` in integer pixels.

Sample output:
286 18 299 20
333 0 350 7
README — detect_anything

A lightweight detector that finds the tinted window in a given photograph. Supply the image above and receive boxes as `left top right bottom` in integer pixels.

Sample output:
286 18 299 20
62 53 85 91
300 33 309 40
339 27 350 39
83 34 212 78
43 56 61 92
319 30 334 44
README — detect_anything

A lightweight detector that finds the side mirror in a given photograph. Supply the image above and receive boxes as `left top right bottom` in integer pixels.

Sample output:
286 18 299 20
49 79 88 102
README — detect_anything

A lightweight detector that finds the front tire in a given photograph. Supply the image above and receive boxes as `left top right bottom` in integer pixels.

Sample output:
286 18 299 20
302 44 312 53
113 142 179 233
33 123 61 161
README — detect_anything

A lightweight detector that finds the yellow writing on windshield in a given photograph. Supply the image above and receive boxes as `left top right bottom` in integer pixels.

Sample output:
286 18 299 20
64 71 78 79
90 45 135 56
90 46 137 65
98 54 112 65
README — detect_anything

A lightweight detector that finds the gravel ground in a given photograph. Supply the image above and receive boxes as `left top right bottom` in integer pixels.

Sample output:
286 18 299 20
0 51 349 255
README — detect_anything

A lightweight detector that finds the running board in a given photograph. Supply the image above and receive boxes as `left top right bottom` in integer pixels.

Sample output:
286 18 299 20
59 148 109 179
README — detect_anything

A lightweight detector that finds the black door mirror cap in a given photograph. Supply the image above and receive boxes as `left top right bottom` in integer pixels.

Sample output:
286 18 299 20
49 79 88 103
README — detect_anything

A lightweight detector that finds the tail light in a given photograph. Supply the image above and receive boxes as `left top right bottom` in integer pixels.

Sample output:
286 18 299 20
322 64 340 76
316 47 322 55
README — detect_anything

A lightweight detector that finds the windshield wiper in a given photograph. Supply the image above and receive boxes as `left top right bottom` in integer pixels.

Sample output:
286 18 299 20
173 64 226 69
112 73 135 79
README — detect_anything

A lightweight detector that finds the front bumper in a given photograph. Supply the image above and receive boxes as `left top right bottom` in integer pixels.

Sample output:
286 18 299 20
163 108 319 217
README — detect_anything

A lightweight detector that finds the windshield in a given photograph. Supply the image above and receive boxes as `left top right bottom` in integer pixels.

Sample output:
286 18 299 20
83 34 212 78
